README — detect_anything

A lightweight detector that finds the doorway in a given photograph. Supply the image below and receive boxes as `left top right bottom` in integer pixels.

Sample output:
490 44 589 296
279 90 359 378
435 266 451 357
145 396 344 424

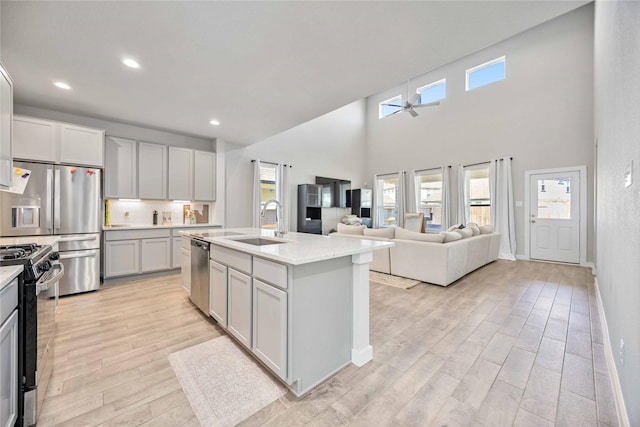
525 166 586 264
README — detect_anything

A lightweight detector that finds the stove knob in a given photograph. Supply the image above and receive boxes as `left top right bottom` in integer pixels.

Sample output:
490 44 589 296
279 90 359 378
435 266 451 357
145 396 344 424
49 252 60 261
40 261 51 272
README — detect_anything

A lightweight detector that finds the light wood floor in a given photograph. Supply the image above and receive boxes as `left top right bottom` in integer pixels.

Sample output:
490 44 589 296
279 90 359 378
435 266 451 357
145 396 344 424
39 260 618 426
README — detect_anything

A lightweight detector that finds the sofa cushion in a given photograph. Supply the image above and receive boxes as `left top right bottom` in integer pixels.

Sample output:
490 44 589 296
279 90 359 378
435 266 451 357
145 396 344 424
440 231 463 243
454 228 474 239
395 227 445 243
479 224 494 234
467 222 481 236
363 227 395 239
337 223 365 235
447 224 464 232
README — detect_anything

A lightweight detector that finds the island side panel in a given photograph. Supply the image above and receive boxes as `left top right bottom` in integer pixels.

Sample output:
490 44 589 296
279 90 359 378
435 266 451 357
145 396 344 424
290 256 353 396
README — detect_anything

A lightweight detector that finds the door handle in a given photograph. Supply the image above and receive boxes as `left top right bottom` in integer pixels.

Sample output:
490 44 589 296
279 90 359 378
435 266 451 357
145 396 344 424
46 168 53 230
54 169 61 230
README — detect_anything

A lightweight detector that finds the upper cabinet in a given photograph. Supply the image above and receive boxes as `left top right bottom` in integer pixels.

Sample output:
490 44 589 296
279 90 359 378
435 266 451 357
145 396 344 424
104 136 137 199
138 142 167 200
13 115 105 167
168 147 194 200
0 62 13 189
194 150 216 201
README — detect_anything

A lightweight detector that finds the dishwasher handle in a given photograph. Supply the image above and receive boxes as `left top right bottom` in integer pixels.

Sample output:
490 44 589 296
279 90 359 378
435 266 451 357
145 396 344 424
191 239 209 251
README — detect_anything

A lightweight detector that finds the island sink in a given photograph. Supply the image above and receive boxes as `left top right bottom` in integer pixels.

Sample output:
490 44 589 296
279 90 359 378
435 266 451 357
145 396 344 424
233 237 287 246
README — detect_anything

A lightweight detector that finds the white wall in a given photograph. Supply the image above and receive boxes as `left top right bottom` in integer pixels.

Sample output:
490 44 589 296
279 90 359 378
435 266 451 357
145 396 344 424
365 4 595 260
594 1 640 424
225 100 367 230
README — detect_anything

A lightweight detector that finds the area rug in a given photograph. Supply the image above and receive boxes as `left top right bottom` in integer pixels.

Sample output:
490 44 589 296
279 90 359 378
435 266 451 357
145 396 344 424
369 271 421 289
168 335 287 427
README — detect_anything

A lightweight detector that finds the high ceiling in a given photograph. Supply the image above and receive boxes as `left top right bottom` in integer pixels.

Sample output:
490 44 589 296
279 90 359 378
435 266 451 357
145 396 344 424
1 1 587 146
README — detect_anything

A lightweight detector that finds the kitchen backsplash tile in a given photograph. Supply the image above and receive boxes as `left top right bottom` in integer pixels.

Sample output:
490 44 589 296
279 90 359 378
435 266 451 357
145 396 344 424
109 200 209 225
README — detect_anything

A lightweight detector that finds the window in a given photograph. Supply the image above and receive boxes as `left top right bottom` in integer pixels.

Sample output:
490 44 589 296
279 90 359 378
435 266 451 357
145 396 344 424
379 95 402 118
416 79 446 104
259 163 278 229
375 174 400 227
466 56 505 91
415 169 444 231
465 165 491 225
537 178 572 219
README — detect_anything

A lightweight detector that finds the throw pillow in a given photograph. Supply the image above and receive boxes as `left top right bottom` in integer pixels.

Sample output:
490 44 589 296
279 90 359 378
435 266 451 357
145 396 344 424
440 231 463 243
363 227 395 239
337 223 365 235
395 227 445 243
447 224 463 232
479 224 494 234
466 222 481 236
454 227 473 239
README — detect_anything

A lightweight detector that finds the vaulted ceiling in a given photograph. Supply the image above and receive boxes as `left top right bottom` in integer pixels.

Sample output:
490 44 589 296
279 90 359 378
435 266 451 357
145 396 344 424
1 1 588 145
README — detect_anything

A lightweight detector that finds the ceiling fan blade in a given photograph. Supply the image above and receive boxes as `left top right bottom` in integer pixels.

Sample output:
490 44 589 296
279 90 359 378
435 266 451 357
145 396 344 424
412 101 441 109
388 109 404 116
408 108 418 117
381 103 403 108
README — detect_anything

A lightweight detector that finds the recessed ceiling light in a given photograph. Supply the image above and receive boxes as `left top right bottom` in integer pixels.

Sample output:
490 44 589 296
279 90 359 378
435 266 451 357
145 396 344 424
122 58 140 69
54 82 71 90
209 119 220 126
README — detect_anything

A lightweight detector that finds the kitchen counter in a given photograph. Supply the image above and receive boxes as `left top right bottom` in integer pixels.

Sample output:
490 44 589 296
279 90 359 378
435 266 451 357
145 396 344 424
0 235 62 247
103 223 221 231
183 227 392 266
0 265 23 291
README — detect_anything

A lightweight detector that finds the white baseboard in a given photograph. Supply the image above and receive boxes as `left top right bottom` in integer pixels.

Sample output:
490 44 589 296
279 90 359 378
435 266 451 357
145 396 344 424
516 254 528 260
594 277 630 427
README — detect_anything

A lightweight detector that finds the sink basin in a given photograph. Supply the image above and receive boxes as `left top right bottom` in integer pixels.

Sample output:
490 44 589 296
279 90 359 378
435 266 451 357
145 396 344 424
233 237 287 246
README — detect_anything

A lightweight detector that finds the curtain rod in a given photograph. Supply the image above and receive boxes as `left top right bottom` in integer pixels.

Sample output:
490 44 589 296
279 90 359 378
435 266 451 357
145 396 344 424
414 166 451 173
250 160 293 168
462 157 513 168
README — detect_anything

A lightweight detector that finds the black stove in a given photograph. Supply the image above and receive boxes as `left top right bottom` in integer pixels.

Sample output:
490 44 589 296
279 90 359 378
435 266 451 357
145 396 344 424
0 243 58 283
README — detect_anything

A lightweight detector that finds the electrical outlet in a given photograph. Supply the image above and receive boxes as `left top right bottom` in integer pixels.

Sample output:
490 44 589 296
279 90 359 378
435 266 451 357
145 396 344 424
619 339 625 366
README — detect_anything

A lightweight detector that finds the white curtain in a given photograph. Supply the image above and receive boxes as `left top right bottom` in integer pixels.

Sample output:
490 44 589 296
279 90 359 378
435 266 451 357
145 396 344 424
456 165 467 225
277 164 291 232
397 171 406 228
372 175 379 228
252 160 262 228
407 170 417 214
494 157 517 260
489 160 497 228
442 166 451 230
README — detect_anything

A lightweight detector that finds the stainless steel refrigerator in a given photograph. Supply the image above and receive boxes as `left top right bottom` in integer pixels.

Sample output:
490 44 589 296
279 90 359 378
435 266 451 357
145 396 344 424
1 160 101 295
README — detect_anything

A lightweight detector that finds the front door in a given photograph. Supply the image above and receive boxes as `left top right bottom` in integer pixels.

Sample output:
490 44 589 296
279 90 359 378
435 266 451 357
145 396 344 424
529 171 580 263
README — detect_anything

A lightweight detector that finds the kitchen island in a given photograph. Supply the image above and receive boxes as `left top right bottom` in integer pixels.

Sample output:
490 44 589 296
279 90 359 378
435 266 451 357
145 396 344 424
182 228 393 396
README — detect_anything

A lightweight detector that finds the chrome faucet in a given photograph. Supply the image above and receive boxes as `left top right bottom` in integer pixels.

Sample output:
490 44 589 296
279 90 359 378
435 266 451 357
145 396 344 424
261 199 287 237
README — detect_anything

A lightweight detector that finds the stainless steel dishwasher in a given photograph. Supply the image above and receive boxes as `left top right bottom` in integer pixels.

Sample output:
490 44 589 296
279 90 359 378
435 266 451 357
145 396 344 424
190 239 210 314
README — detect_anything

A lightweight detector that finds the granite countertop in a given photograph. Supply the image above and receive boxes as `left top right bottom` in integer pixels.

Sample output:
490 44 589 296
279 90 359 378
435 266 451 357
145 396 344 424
103 223 222 231
183 227 394 266
0 265 23 291
0 235 62 247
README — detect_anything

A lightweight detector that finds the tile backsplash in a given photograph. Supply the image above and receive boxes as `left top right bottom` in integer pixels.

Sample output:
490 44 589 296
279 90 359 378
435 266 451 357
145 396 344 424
108 200 210 225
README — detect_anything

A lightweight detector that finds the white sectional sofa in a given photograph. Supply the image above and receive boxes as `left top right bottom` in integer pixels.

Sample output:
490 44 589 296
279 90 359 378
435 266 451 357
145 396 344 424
331 223 500 287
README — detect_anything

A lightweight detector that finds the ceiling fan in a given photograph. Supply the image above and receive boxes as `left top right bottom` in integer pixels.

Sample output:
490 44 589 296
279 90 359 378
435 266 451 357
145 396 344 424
381 80 440 117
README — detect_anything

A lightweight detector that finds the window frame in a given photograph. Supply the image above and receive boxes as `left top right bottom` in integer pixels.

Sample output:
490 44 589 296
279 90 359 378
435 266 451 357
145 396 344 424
465 56 506 92
375 173 401 228
259 163 279 230
414 168 445 232
378 95 403 119
464 163 492 225
416 78 446 104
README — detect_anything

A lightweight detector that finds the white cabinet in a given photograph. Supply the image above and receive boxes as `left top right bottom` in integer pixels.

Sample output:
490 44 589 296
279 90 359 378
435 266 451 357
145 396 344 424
227 268 252 349
13 115 57 162
194 150 216 201
0 310 18 427
172 237 182 269
253 279 287 380
209 260 228 327
168 147 194 200
138 141 167 200
140 238 171 272
104 136 137 199
181 248 191 294
0 62 13 189
104 240 139 277
59 124 104 167
13 115 104 166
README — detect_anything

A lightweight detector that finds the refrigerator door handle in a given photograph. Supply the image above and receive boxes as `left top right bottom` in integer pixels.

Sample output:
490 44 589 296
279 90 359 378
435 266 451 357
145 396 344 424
58 250 97 260
54 168 61 231
46 167 53 231
58 235 99 243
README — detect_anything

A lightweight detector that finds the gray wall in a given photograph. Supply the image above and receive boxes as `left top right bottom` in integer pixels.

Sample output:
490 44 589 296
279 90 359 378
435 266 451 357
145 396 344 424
365 4 595 260
225 100 367 230
14 104 215 151
594 1 640 424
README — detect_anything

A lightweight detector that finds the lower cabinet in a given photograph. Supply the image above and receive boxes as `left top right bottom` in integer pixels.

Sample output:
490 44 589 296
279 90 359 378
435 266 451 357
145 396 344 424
140 238 171 272
105 240 139 277
172 237 182 269
0 309 18 427
209 260 227 326
227 268 252 349
181 248 191 294
253 279 287 380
